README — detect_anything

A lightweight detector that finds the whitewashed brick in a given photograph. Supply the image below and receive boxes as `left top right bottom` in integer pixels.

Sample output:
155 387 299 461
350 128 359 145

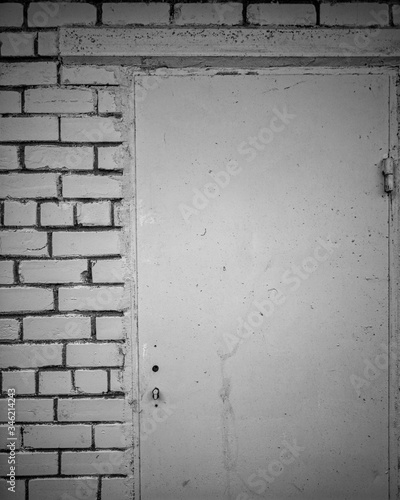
25 88 95 114
321 3 388 26
0 344 62 369
59 286 124 311
63 174 122 198
0 287 53 313
0 173 57 198
0 452 57 476
0 146 19 170
98 145 124 170
110 369 124 392
0 318 19 340
58 397 126 421
0 91 21 113
0 479 25 500
0 117 58 141
26 145 93 171
61 117 122 142
95 423 130 448
102 478 132 499
23 315 91 340
30 478 98 500
40 202 74 226
61 65 118 85
0 3 23 27
38 31 58 56
92 259 124 283
62 450 128 474
0 231 48 257
77 201 111 226
20 259 86 284
0 261 14 284
0 398 53 422
394 5 400 26
96 316 124 340
2 370 35 394
75 369 108 394
0 425 22 449
66 343 124 368
4 201 36 226
39 370 73 394
248 3 316 25
24 424 91 448
0 62 57 86
98 89 118 113
0 32 35 57
28 2 96 27
175 2 242 25
103 3 170 25
53 231 120 257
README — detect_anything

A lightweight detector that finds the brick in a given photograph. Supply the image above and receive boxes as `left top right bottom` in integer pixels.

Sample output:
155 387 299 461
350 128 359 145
0 117 58 142
0 344 62 369
59 286 124 311
248 3 315 26
0 146 19 170
98 89 118 113
92 259 124 283
0 398 53 422
25 145 94 171
394 5 400 26
66 343 124 368
320 3 388 26
61 117 122 142
28 2 96 27
0 452 57 475
25 88 95 114
0 425 22 449
0 318 19 340
63 174 122 199
4 201 37 226
98 146 124 170
103 3 170 25
2 370 35 395
0 91 21 113
0 479 25 500
0 62 57 86
95 423 130 448
0 261 14 284
102 477 132 499
53 231 121 257
62 450 128 474
174 2 242 25
23 315 91 341
75 369 108 394
0 287 53 313
0 3 23 27
0 231 48 257
40 202 74 227
77 201 111 226
58 398 126 422
0 32 35 57
20 259 86 284
39 370 73 395
38 31 58 56
30 478 98 500
0 173 57 198
61 65 119 85
110 369 124 392
96 316 124 340
24 424 91 448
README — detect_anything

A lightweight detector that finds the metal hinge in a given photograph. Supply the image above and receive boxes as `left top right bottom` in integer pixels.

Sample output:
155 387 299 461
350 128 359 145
381 156 395 193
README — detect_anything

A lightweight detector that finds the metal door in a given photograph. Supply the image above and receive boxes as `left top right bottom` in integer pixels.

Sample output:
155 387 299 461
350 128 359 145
135 72 393 500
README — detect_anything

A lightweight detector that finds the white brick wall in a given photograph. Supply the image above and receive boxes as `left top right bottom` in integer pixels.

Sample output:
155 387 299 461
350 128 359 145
28 2 97 27
52 231 121 257
0 146 19 170
0 3 23 27
0 62 57 85
66 343 124 367
0 90 21 113
25 146 94 171
23 315 91 340
30 478 98 500
102 3 170 26
20 259 86 283
24 424 91 448
4 201 37 226
0 117 59 141
25 88 95 114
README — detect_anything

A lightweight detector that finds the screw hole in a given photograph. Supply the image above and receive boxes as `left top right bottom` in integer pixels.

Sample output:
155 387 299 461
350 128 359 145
152 365 159 372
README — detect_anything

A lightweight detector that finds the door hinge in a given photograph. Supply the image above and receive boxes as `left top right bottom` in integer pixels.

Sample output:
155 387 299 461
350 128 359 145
381 156 395 193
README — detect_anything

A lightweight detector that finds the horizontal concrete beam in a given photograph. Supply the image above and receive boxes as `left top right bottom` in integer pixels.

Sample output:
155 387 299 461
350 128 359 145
60 27 400 61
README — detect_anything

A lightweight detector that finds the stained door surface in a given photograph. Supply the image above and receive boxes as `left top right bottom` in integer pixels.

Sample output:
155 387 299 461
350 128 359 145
136 73 390 499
